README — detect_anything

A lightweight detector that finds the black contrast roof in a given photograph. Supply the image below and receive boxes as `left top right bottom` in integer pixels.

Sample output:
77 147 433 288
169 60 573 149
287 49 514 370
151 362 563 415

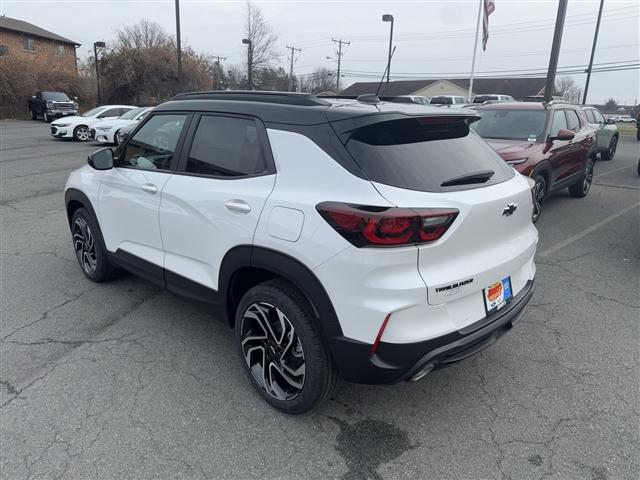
0 16 80 46
157 91 479 126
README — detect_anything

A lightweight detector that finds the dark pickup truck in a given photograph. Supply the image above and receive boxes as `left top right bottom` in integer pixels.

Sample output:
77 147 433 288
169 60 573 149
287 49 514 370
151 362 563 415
28 91 79 122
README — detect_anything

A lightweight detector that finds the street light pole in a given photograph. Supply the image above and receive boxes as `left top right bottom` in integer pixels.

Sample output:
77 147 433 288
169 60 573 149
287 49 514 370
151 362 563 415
242 38 252 89
175 0 182 92
93 41 105 104
382 14 394 94
583 0 605 105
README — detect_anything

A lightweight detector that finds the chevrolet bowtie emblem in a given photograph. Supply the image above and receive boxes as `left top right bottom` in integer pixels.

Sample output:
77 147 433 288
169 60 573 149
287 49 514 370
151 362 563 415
502 203 518 216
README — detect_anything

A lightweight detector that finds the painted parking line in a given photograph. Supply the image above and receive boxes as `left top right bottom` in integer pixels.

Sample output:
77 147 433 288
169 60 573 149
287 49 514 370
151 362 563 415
595 163 636 179
538 201 640 258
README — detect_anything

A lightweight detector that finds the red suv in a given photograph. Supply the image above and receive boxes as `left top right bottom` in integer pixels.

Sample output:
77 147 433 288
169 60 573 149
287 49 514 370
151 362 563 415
472 102 596 222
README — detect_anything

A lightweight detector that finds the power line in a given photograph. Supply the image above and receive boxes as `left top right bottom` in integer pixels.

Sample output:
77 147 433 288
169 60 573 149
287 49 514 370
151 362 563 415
331 38 350 92
286 45 302 92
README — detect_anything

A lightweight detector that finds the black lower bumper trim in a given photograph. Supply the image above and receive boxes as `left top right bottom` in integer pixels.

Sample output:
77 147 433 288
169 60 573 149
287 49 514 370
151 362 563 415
329 279 535 384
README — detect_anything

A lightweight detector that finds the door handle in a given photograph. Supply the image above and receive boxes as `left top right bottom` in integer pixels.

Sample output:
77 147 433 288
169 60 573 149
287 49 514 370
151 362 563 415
141 183 158 194
225 200 251 213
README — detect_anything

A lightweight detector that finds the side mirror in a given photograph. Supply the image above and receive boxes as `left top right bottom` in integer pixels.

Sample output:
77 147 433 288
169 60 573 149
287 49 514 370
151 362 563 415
544 129 575 153
87 148 114 170
606 118 615 125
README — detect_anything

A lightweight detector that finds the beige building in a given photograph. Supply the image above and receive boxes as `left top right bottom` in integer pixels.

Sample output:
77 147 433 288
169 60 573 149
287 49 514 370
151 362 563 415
0 15 80 74
342 78 547 100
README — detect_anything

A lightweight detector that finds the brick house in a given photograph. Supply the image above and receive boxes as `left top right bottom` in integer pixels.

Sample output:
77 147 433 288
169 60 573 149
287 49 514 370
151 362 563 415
0 15 80 74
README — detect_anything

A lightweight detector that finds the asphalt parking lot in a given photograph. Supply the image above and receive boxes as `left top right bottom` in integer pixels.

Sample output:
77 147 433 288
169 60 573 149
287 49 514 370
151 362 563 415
1 120 638 480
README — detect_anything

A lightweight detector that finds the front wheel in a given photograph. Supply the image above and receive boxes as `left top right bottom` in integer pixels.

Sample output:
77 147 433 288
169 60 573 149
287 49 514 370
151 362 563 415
569 158 594 198
43 112 49 123
71 208 120 282
30 109 37 120
235 279 337 414
73 125 90 142
531 174 547 223
600 136 617 160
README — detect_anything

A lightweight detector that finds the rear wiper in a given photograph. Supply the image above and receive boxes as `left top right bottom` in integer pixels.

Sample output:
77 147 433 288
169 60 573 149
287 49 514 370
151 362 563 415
441 170 495 187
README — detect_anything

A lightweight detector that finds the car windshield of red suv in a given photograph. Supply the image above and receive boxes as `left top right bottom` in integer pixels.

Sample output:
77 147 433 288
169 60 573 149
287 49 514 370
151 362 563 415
471 109 547 142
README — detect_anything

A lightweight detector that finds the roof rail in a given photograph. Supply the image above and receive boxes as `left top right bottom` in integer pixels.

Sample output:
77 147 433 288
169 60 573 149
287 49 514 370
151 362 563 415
170 90 331 107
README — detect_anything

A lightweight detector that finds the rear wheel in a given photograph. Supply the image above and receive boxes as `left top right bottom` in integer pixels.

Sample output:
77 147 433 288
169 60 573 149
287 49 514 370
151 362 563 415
531 174 547 223
70 208 120 282
569 158 594 198
600 136 617 160
73 125 90 142
235 279 337 414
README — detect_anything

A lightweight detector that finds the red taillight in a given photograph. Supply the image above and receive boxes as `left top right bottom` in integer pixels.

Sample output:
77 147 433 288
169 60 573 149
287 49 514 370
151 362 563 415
316 202 458 247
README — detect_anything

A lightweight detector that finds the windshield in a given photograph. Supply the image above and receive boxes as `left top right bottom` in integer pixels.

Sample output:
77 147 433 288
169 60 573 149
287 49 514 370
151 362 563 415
42 92 70 101
345 117 513 192
82 107 107 117
119 107 145 120
471 109 547 141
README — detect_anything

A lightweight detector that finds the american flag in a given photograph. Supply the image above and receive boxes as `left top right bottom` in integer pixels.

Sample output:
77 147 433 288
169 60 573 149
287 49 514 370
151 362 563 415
482 0 496 51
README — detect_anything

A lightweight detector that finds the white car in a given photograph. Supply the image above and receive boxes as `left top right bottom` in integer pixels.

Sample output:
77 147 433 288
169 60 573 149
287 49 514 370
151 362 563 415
50 105 137 141
90 107 154 145
64 91 537 413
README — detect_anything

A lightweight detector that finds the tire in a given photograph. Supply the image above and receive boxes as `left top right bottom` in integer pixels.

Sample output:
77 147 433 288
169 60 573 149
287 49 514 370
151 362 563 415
73 125 90 142
30 109 37 120
569 157 594 198
235 279 337 414
600 136 617 160
70 208 120 282
531 173 547 224
43 112 49 123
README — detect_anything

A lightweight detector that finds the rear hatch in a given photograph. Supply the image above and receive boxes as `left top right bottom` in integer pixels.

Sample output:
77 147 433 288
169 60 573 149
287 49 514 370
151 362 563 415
332 113 537 325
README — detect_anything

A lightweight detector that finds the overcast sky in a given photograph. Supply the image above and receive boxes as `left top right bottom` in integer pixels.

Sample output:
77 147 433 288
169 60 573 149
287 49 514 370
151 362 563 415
4 0 639 104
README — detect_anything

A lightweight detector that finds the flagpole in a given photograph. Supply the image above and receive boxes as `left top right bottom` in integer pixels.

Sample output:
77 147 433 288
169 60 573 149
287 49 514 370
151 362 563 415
468 0 483 101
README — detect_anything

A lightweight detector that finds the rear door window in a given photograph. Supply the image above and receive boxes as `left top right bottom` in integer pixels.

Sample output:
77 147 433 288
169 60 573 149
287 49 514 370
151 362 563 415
345 117 514 192
184 115 268 177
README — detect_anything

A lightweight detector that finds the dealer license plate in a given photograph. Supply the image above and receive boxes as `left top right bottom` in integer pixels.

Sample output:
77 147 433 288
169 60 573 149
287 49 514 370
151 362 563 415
483 277 513 315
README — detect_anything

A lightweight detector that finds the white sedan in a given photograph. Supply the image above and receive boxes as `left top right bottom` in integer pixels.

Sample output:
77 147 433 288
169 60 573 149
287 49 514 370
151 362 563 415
90 107 153 145
50 105 137 141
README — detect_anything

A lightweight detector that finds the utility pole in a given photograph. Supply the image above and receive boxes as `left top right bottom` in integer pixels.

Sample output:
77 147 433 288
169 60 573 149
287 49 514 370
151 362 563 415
583 0 604 105
242 38 252 89
331 38 350 93
93 41 105 104
286 45 302 92
212 56 227 90
175 0 182 92
544 0 568 102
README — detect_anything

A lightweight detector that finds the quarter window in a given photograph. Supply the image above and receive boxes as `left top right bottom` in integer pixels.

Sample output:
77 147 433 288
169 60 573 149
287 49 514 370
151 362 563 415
592 110 605 123
550 110 568 136
185 115 267 177
565 110 581 131
585 109 596 123
120 114 187 171
22 37 35 52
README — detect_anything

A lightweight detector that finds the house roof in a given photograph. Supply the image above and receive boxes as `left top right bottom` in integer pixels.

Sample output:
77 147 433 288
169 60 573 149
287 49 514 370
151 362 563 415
342 77 547 100
0 16 80 46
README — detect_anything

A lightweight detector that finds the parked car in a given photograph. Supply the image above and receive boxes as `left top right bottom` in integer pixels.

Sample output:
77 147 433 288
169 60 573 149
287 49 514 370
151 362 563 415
28 91 78 122
472 94 515 103
430 95 469 105
472 102 596 222
383 95 431 105
90 107 153 145
616 116 636 124
50 105 137 141
582 106 619 160
64 91 537 413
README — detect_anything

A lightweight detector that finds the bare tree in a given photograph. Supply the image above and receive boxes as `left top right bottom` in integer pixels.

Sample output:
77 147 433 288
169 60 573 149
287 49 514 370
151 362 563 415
301 67 336 94
555 76 583 103
244 1 279 88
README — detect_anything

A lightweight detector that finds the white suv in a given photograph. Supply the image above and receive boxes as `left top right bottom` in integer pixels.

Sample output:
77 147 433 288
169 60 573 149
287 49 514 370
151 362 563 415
65 91 537 413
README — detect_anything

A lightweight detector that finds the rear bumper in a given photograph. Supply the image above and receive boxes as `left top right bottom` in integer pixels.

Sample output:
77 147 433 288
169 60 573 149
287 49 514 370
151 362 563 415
329 278 535 384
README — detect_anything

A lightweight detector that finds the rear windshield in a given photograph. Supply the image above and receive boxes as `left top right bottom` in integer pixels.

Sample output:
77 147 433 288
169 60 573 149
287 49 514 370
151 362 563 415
42 92 70 101
471 109 547 142
430 96 452 105
345 117 514 192
473 95 498 103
